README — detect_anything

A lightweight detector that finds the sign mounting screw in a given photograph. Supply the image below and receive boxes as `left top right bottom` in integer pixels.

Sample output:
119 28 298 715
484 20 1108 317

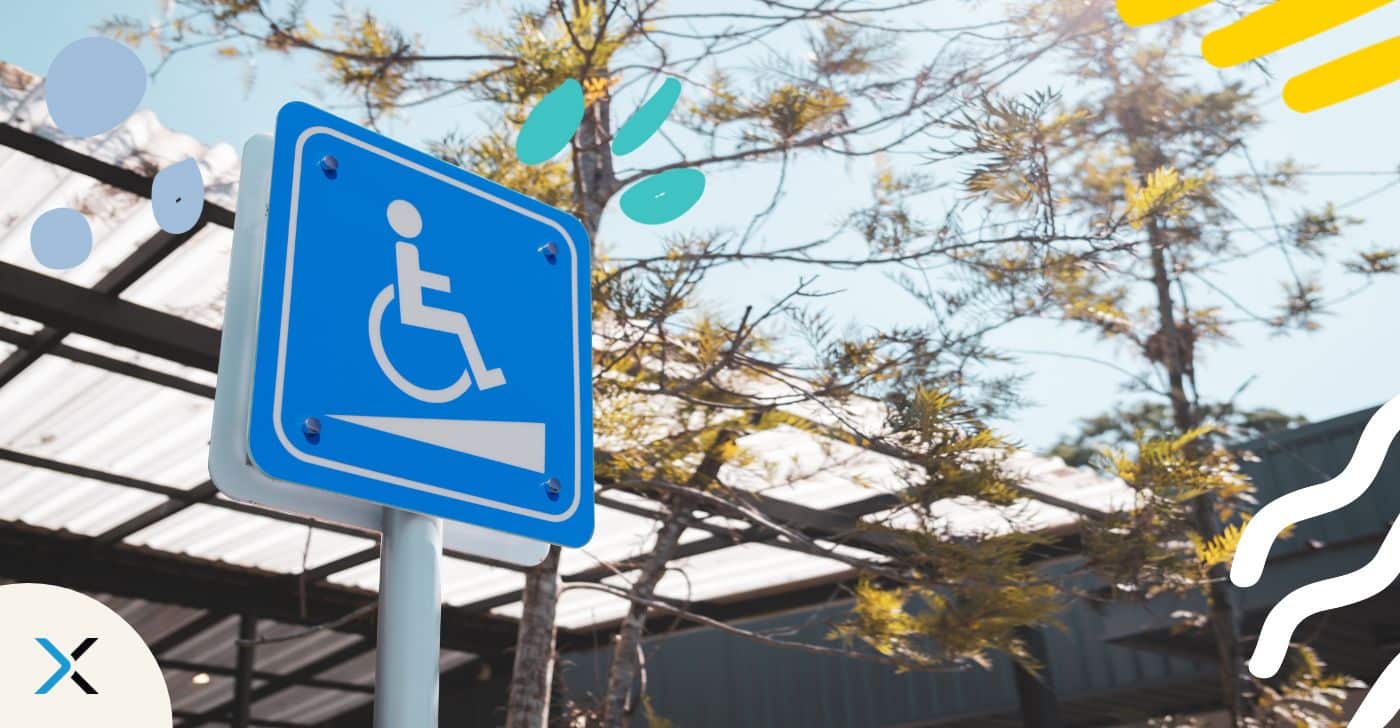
302 416 322 444
318 155 339 178
537 242 558 263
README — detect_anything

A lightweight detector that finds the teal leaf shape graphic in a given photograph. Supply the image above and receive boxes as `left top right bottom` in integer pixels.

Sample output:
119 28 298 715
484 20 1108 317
611 78 681 156
619 169 706 225
516 79 586 165
517 75 704 225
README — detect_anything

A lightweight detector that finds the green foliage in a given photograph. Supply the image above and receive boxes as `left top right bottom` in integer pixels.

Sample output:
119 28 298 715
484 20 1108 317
825 391 1070 672
831 572 1061 671
475 7 626 106
1290 204 1362 257
760 84 850 141
850 163 933 255
884 388 1020 505
641 696 675 728
108 0 1225 717
321 11 416 114
809 24 889 79
429 128 574 213
1271 277 1327 331
952 1 1383 353
1050 401 1306 468
1190 519 1245 569
1252 645 1360 727
1124 166 1207 230
685 73 851 145
950 90 1082 216
1082 428 1253 597
1346 247 1400 275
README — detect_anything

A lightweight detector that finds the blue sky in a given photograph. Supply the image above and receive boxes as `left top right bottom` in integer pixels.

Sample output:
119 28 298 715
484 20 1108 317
4 1 1400 452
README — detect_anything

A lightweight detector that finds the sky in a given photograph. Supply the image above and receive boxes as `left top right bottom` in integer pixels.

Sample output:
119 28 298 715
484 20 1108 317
3 1 1400 453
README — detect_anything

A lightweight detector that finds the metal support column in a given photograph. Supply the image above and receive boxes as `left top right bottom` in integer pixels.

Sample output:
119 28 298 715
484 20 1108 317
233 613 257 728
1013 626 1063 728
374 508 444 728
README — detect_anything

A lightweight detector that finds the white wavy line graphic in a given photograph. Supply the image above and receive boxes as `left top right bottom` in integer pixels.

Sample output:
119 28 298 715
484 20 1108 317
1230 394 1400 589
1249 518 1400 676
1230 393 1400 727
1353 651 1400 728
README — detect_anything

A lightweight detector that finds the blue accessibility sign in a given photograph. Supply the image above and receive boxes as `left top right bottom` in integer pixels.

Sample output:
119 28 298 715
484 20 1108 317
246 102 592 547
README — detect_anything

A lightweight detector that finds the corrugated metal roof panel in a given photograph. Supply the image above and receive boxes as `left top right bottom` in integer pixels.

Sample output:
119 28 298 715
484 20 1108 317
62 332 220 387
0 355 212 488
256 685 372 724
0 57 1138 726
652 541 855 603
0 460 165 534
120 223 233 327
125 503 374 573
722 424 914 510
1237 406 1396 557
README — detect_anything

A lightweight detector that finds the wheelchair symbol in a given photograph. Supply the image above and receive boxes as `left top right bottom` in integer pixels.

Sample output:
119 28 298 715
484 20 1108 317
368 199 506 404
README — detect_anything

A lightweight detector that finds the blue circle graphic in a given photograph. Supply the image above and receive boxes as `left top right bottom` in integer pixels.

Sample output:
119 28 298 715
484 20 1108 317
45 36 147 138
31 208 93 270
151 158 205 234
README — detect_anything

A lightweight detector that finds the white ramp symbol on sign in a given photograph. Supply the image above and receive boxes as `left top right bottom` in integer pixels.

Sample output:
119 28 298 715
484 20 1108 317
328 199 546 473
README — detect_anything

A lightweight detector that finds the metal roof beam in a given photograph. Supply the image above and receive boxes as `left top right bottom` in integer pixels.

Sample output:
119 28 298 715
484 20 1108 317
0 122 236 228
0 262 220 372
149 611 231 655
0 221 214 389
176 640 376 728
0 444 535 576
0 324 214 397
557 528 1084 647
93 481 220 546
456 490 903 614
556 579 856 653
0 446 375 540
160 658 373 694
172 712 306 728
0 521 520 654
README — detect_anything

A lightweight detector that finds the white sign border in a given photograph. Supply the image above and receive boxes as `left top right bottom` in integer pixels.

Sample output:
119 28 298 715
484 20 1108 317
269 126 584 522
209 133 550 564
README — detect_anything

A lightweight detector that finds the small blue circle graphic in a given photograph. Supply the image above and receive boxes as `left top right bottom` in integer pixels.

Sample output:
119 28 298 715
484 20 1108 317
45 36 148 138
151 158 205 234
30 208 93 270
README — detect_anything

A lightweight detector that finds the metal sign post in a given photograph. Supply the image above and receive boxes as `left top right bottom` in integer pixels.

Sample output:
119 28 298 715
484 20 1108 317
375 508 442 727
211 101 594 727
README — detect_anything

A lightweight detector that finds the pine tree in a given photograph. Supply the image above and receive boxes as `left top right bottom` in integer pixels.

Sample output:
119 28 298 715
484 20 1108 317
946 1 1394 723
107 2 1176 725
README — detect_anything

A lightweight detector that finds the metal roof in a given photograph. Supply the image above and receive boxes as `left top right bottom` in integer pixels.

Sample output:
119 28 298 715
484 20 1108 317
0 60 1131 726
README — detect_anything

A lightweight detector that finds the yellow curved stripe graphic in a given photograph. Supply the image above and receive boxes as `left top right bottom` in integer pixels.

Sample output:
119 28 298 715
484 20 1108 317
1201 0 1391 67
1284 35 1400 113
1116 0 1400 112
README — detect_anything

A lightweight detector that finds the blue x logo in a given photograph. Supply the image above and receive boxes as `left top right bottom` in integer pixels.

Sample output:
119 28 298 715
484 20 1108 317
35 637 98 695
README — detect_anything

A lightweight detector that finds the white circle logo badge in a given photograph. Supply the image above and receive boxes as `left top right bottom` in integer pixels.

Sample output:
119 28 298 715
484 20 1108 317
0 583 171 727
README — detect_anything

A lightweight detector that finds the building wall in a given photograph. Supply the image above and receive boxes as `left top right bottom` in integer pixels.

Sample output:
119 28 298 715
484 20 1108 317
555 406 1400 727
560 591 1217 727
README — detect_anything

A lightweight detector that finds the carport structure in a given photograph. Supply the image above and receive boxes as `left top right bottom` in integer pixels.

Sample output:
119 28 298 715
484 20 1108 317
0 61 1128 727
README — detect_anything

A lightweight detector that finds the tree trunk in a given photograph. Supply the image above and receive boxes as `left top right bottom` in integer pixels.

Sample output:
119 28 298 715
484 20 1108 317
506 28 617 723
505 546 562 728
597 431 735 726
572 84 617 233
599 516 688 727
1146 223 1252 726
1117 74 1254 717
